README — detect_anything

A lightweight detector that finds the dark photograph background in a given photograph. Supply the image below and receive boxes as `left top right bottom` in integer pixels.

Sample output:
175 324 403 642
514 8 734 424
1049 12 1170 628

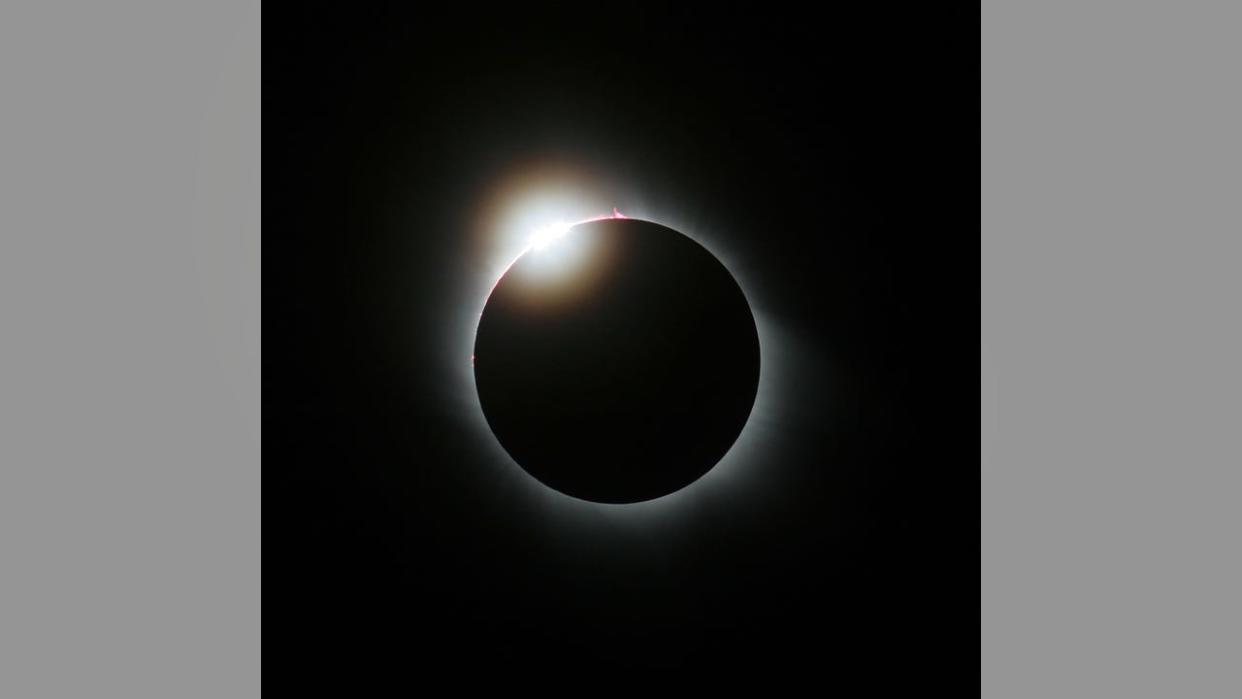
265 4 977 687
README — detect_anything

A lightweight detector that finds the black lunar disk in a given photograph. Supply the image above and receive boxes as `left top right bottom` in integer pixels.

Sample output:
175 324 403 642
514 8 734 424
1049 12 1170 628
473 217 760 503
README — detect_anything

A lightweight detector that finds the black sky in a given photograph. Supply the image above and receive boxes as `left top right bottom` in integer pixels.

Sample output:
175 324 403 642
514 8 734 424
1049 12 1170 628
265 4 977 688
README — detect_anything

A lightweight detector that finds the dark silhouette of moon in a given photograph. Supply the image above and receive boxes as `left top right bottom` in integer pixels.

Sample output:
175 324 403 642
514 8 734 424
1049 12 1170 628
473 217 760 503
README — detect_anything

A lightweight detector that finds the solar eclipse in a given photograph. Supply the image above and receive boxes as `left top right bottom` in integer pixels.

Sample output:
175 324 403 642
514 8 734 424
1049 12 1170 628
474 216 760 503
266 4 977 684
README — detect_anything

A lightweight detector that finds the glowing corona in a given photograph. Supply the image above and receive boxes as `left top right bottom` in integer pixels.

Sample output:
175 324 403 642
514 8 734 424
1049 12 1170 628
461 178 775 518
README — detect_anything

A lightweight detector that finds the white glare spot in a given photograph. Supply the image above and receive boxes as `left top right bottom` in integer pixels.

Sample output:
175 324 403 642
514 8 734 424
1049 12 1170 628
529 221 574 250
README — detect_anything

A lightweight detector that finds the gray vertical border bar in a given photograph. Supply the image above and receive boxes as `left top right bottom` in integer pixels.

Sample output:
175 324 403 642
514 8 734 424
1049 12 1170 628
0 2 260 697
984 1 1242 695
